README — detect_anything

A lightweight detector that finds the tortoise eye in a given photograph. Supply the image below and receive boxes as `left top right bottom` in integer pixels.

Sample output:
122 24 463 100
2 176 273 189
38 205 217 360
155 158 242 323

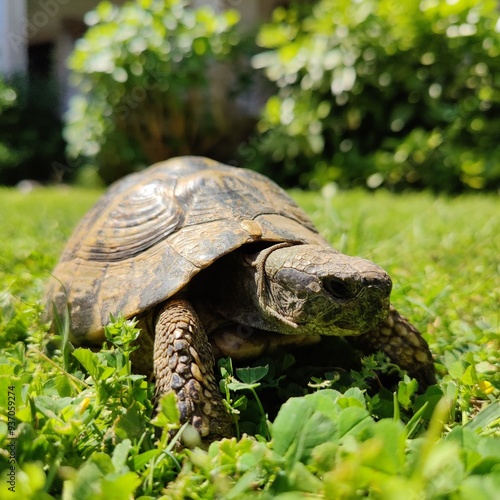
323 277 354 299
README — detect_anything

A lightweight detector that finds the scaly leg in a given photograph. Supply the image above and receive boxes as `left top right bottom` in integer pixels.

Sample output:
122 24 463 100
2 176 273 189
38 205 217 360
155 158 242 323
349 306 436 388
153 299 232 440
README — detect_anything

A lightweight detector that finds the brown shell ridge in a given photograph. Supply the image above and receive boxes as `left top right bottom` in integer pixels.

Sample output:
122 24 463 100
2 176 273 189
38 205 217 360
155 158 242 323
74 178 183 262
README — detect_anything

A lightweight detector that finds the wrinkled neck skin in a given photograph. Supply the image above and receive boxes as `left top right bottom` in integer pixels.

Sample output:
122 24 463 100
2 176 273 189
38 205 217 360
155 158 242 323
195 244 285 334
221 243 299 335
203 242 392 338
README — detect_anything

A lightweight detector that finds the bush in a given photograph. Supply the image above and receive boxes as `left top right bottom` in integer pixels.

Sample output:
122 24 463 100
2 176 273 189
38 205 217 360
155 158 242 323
0 75 66 185
253 0 500 191
65 0 244 183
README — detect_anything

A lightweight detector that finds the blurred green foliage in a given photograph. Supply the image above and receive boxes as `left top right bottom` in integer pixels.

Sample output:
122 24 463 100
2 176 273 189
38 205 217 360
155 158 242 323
0 80 19 170
65 0 243 183
0 76 65 185
253 0 500 191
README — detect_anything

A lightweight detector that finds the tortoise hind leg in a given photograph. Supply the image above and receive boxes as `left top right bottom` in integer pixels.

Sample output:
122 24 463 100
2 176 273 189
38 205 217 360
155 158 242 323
154 299 232 440
349 306 436 389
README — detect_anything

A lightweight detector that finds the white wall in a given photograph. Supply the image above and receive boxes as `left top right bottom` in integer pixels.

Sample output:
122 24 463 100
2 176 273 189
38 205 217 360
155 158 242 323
0 0 28 76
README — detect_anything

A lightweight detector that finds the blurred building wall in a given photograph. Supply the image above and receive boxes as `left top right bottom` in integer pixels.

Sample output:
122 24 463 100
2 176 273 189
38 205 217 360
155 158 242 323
0 0 283 114
0 0 28 76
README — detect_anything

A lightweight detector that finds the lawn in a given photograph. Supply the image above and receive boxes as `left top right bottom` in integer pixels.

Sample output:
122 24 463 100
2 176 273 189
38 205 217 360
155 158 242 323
0 185 499 499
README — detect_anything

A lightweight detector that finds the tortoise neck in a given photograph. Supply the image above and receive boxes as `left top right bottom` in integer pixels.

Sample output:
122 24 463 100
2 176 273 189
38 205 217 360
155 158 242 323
189 243 302 335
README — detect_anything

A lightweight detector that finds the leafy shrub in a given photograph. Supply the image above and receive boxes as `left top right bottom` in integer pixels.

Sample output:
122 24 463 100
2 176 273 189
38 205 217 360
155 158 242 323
0 80 19 170
2 320 499 498
65 0 243 183
253 0 500 191
0 76 66 185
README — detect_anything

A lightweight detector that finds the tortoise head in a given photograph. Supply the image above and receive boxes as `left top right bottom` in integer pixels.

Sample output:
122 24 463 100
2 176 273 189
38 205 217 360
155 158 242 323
254 244 392 336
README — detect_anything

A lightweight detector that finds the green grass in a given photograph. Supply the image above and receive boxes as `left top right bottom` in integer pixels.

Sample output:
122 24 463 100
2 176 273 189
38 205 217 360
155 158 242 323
0 186 499 499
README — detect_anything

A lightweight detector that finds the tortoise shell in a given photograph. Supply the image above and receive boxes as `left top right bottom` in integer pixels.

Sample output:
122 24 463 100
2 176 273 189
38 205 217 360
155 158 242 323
45 156 328 343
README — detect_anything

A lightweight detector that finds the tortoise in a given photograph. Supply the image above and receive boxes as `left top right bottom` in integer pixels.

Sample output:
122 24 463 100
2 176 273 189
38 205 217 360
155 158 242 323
45 156 435 440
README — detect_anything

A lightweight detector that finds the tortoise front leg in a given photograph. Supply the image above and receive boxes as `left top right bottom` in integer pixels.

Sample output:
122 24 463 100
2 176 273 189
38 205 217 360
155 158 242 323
349 306 436 389
154 299 232 440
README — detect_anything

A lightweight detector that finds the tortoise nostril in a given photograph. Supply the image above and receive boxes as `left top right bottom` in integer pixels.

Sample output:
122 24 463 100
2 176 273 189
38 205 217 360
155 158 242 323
364 275 392 296
323 277 355 299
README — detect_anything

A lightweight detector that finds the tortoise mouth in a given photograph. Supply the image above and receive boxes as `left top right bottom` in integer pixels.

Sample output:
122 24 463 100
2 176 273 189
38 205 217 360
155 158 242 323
290 315 366 336
328 321 373 336
292 293 390 336
332 320 362 331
